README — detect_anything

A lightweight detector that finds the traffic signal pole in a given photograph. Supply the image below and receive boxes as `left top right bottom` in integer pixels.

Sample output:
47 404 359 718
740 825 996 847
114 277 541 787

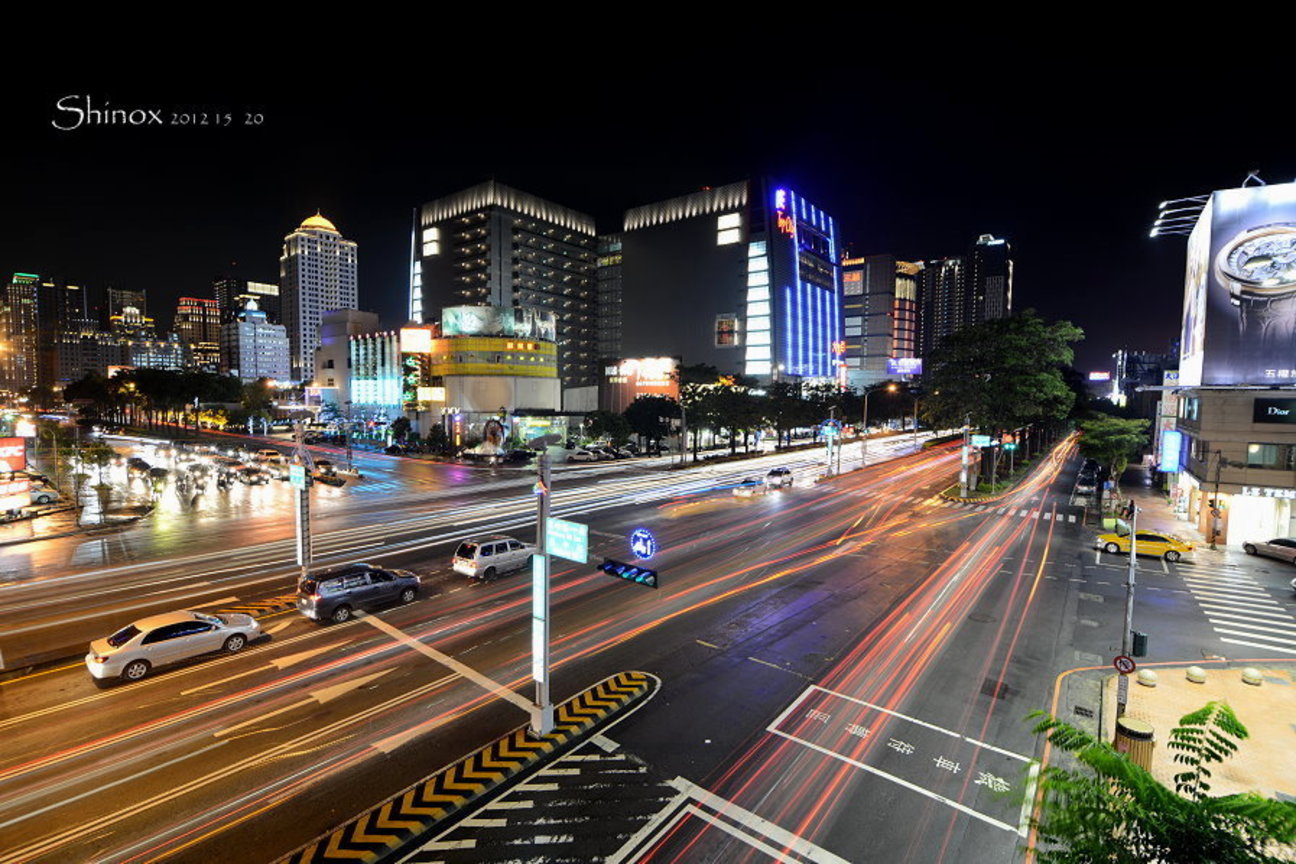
530 452 554 736
1118 504 1138 717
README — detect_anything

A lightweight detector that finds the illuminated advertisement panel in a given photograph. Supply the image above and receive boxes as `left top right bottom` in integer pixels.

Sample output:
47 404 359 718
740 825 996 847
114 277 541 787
0 437 26 472
886 357 923 376
441 305 557 342
1088 371 1111 382
1159 429 1184 472
1187 183 1296 385
600 357 679 414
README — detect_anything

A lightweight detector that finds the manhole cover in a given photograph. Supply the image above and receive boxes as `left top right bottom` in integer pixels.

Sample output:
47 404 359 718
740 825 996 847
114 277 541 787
968 613 996 624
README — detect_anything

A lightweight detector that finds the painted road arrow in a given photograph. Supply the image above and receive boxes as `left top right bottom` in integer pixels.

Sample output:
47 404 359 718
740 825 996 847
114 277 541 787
214 669 392 738
181 644 337 695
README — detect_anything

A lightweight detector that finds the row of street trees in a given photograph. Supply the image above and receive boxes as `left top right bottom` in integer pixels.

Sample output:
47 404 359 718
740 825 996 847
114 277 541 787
64 370 275 432
593 367 920 458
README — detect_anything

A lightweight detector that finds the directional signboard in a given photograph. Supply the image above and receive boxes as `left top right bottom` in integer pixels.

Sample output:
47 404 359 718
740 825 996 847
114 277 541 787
289 462 309 490
970 434 993 448
630 528 657 560
547 517 588 564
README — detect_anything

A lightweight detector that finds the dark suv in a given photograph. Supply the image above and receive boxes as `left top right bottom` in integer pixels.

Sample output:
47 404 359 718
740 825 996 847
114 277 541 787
296 563 420 624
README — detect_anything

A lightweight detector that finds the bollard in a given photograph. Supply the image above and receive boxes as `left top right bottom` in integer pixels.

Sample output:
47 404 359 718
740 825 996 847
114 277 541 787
1186 666 1207 684
1114 717 1155 770
1241 667 1263 686
1136 669 1158 687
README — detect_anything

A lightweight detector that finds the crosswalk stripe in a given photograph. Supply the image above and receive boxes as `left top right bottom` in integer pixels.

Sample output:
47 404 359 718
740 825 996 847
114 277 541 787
1181 581 1271 597
1205 616 1296 636
1219 637 1296 653
1212 627 1296 647
1198 603 1293 621
1189 590 1284 608
1195 595 1291 613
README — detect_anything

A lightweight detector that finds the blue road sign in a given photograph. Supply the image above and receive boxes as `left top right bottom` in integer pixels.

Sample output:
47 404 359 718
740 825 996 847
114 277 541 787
547 517 588 563
630 528 657 560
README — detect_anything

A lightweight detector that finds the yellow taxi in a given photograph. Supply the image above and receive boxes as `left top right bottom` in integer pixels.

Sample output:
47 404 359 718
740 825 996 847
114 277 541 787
1096 530 1194 562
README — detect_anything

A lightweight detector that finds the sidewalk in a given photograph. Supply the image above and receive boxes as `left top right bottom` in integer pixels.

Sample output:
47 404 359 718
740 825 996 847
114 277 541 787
1102 661 1296 804
1114 465 1227 564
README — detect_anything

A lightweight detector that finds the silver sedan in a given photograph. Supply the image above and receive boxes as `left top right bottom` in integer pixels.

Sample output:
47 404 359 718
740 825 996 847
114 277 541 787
1242 538 1296 565
86 610 261 683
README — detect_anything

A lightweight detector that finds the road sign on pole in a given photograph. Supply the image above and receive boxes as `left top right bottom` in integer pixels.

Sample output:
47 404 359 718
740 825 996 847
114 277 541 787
1114 655 1136 675
547 517 588 564
630 528 656 560
531 452 554 736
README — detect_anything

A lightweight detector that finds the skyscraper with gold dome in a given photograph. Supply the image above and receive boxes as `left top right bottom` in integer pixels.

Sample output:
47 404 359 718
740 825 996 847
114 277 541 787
279 212 358 381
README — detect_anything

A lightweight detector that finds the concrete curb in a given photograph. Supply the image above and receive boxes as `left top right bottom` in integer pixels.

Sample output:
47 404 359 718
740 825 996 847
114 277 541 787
275 670 658 864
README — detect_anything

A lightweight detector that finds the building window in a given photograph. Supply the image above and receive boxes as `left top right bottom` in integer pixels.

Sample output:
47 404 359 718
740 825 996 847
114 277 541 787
716 315 740 347
1246 443 1296 470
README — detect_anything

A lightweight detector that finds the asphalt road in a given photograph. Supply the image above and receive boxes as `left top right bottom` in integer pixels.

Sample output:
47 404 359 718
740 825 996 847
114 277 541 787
4 432 1291 863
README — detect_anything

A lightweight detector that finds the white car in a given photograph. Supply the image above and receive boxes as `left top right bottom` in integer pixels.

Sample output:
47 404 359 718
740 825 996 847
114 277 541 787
86 610 261 683
568 449 600 463
765 467 794 489
30 486 61 505
453 535 536 581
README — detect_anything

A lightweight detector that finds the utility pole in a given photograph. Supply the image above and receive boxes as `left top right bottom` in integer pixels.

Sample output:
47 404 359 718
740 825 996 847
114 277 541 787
530 452 554 735
344 400 354 473
1210 450 1224 550
291 422 315 584
959 415 972 497
1118 503 1139 717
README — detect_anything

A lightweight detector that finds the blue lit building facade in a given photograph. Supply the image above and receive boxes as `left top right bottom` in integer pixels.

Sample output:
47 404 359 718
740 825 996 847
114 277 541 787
610 179 840 384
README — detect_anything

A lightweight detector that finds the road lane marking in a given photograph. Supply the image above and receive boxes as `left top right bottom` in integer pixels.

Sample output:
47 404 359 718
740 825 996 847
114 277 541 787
214 669 391 737
1 595 241 637
360 612 532 712
668 777 851 864
1018 760 1041 836
181 644 336 695
606 789 692 864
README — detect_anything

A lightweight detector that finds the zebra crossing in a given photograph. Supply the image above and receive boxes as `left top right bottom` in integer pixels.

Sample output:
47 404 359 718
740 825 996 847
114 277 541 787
1180 564 1296 655
848 489 1083 523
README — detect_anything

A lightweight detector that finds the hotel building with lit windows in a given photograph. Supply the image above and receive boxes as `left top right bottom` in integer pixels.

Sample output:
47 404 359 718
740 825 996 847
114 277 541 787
409 181 598 406
281 213 358 382
607 179 841 383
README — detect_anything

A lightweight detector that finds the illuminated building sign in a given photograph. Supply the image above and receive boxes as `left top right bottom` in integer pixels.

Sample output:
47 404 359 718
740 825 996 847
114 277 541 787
776 212 795 236
1088 371 1112 382
1241 486 1296 499
1159 429 1184 472
0 437 25 472
600 357 679 413
399 326 433 354
886 357 923 375
831 341 847 356
1253 398 1296 423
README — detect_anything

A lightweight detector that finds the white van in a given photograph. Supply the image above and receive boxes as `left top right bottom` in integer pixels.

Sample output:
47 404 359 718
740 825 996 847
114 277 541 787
452 535 536 581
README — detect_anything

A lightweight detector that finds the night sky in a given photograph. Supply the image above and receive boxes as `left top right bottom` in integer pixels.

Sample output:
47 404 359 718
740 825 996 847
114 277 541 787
1 57 1281 377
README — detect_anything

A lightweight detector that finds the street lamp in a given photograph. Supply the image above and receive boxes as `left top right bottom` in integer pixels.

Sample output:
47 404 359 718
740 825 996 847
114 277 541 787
861 383 897 467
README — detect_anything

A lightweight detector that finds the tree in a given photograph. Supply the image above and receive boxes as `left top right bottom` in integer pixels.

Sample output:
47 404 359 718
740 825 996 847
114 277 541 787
390 416 411 442
623 395 679 448
585 410 631 445
922 310 1083 433
1078 414 1149 511
1028 701 1296 863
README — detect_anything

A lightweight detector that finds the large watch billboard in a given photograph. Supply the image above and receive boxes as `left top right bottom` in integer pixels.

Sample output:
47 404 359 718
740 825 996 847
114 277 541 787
1180 182 1296 386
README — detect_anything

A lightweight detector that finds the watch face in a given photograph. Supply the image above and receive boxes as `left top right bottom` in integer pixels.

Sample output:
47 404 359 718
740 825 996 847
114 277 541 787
1216 224 1296 297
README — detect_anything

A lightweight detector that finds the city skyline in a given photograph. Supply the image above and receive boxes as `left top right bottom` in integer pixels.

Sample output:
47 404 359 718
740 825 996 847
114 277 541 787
1 65 1283 377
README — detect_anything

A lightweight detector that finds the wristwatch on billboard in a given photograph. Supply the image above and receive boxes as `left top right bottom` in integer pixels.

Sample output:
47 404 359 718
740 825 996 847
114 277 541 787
1214 223 1296 347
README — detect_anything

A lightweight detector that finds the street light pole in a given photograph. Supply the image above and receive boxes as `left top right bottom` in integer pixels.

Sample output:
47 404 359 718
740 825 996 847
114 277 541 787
344 400 353 473
1118 502 1139 717
530 452 554 735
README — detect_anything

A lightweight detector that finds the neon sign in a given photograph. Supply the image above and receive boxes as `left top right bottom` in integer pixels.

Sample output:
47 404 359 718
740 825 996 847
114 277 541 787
776 212 795 237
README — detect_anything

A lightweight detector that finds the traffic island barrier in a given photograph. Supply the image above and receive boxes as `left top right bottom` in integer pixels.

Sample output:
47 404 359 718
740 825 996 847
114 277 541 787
276 670 657 864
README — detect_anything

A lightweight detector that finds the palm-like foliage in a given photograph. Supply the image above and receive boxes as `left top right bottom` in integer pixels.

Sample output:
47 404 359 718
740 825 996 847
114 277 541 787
1028 702 1296 863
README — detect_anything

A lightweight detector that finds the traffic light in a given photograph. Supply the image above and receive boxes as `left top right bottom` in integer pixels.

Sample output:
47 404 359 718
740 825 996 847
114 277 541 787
597 559 658 589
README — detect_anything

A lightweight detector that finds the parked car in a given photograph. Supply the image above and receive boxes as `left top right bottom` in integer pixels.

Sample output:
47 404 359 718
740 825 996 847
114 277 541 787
30 485 61 505
568 448 600 463
500 449 535 465
1242 537 1296 564
85 610 261 682
765 467 795 489
296 563 420 623
1095 530 1194 562
452 535 536 581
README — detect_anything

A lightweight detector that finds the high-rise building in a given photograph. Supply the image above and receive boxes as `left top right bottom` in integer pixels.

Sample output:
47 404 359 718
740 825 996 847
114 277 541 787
35 278 89 390
280 213 358 382
918 236 1013 359
0 273 41 394
918 256 967 359
174 297 221 371
970 234 1013 322
215 277 281 324
312 309 381 405
841 256 921 388
109 305 156 338
221 302 291 382
411 181 598 395
104 287 146 327
611 179 840 382
596 235 623 361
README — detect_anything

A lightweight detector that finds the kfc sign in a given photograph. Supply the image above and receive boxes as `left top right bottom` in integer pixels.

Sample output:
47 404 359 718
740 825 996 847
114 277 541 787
0 437 26 472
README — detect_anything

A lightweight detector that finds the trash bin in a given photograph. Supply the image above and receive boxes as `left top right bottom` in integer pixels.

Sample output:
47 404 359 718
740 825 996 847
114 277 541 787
1132 631 1148 657
1114 717 1154 770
